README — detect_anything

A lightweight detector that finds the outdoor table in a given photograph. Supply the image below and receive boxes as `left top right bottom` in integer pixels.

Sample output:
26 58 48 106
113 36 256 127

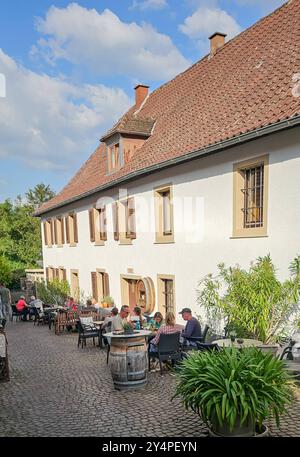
212 338 263 348
104 330 152 390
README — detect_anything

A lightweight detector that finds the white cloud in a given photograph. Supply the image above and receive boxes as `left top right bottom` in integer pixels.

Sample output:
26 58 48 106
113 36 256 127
179 6 242 53
131 0 168 10
0 49 131 171
33 3 189 81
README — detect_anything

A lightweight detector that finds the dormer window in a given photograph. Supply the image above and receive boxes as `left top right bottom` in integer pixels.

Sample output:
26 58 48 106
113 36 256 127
108 143 120 173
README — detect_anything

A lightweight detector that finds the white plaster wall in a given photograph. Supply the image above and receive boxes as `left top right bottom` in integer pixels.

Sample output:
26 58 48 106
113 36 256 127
42 128 300 323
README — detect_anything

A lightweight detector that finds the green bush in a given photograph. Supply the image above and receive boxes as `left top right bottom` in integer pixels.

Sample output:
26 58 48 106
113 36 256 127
173 347 293 433
0 256 12 285
36 279 70 306
197 255 300 343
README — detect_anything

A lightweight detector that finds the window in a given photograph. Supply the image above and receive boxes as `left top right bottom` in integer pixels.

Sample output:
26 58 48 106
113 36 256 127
89 206 107 245
233 155 269 237
55 217 65 246
108 143 120 173
112 202 119 241
157 275 175 314
66 213 78 245
154 185 174 243
91 270 110 302
119 197 136 244
71 270 80 301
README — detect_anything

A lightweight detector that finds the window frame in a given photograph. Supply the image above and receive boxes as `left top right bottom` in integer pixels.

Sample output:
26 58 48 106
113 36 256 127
232 154 269 238
157 274 175 315
154 184 174 243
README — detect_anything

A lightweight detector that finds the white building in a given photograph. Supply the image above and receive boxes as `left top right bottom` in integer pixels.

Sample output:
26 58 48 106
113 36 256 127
35 1 300 321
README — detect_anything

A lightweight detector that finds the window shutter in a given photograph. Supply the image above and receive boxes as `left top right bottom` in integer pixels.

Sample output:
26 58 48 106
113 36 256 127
50 219 55 245
91 272 98 301
103 272 110 297
112 203 119 241
60 219 65 244
46 267 50 281
89 209 95 242
65 216 70 244
55 268 59 280
127 197 136 239
63 269 67 281
73 213 78 243
54 219 58 245
100 206 107 241
43 221 48 246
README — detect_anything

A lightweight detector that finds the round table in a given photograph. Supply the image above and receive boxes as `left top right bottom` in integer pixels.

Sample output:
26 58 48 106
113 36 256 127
104 330 152 390
212 338 263 348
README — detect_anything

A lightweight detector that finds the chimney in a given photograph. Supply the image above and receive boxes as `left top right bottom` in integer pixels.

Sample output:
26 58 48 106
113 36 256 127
135 84 149 108
209 32 227 56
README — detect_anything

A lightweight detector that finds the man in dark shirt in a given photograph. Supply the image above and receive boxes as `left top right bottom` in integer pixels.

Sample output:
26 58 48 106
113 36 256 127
179 308 202 347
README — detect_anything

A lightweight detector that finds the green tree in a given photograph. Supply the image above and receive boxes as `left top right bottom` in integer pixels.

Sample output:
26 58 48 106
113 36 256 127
197 255 300 344
25 183 55 209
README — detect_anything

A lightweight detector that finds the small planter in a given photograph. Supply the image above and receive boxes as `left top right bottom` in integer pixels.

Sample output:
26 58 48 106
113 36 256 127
257 344 279 357
210 415 254 437
209 423 269 437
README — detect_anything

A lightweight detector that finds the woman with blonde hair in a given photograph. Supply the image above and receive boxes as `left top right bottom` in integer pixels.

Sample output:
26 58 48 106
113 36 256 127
149 311 181 352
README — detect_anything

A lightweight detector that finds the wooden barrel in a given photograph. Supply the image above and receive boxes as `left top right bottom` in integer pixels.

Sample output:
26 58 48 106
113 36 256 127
136 277 155 314
109 335 148 390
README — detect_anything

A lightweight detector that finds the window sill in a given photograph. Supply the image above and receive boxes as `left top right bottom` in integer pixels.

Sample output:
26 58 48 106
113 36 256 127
119 239 133 245
230 234 268 239
94 241 105 246
154 240 175 244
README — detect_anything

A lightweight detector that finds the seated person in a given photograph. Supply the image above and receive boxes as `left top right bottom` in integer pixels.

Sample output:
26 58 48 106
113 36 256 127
149 311 181 352
91 298 101 311
102 307 118 328
29 295 44 321
85 299 94 309
130 306 146 330
16 296 29 321
102 307 118 345
111 305 130 332
179 308 202 347
66 297 78 311
148 312 164 330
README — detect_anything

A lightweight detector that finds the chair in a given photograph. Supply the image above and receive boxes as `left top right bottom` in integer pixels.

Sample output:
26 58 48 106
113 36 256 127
10 304 23 322
149 332 183 375
195 342 220 352
77 317 100 349
280 340 296 360
183 325 210 349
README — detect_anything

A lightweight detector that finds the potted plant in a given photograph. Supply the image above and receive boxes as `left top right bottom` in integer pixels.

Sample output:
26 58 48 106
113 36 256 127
197 255 300 352
173 347 294 437
101 296 114 309
123 322 134 335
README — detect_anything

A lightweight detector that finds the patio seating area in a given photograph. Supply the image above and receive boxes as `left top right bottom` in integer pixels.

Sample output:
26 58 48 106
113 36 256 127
1 319 300 437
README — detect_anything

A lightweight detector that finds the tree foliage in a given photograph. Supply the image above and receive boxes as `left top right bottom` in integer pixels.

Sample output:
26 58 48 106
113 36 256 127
197 255 300 344
25 183 55 210
0 184 55 288
36 279 70 306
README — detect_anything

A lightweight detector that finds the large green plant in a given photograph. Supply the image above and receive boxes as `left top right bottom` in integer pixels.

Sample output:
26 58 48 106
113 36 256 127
174 348 293 433
36 279 70 306
197 255 300 343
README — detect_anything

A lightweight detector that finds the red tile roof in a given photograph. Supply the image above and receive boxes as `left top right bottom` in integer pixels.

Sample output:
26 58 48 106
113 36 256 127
37 0 300 215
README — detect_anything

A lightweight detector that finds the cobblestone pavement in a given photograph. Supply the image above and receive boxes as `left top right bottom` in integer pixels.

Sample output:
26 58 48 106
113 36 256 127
0 321 299 437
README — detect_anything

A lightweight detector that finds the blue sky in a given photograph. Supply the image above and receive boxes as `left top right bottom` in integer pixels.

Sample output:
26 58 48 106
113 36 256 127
0 0 286 201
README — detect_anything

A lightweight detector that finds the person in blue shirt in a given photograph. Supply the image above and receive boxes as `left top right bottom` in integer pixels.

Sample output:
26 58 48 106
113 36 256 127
179 308 202 347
